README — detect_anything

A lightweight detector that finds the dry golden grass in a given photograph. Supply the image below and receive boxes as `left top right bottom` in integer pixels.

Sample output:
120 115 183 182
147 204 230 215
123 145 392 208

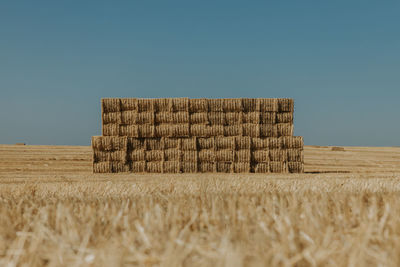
1 145 400 266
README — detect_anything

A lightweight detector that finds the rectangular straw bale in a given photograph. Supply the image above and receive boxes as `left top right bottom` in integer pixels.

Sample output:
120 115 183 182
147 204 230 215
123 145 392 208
155 111 189 124
209 125 224 136
128 138 145 150
119 125 139 137
287 149 304 162
235 136 251 149
182 151 197 162
120 98 138 111
102 124 119 136
164 148 180 161
172 98 189 112
182 162 197 173
268 137 282 149
242 124 260 137
145 138 163 150
137 98 155 112
208 99 223 112
131 161 146 172
93 150 127 162
164 138 179 149
252 163 269 173
198 150 215 162
233 162 250 173
216 162 232 173
121 111 137 124
242 99 257 112
277 98 294 112
270 162 286 173
208 112 225 125
111 162 131 172
181 137 197 150
225 112 241 125
236 149 251 162
129 149 145 161
145 150 163 162
155 124 170 137
251 138 269 149
276 112 293 123
93 162 112 173
269 149 288 162
258 99 278 112
146 162 162 173
277 123 294 137
154 98 172 112
102 98 121 113
223 99 242 112
163 161 181 173
138 125 155 137
190 124 209 137
197 137 215 149
136 112 155 124
251 150 269 163
92 136 127 151
242 112 260 124
189 98 208 112
189 112 209 124
102 112 121 124
215 136 235 149
260 124 278 137
280 136 303 149
288 162 304 173
260 112 276 124
172 124 190 137
215 149 235 162
223 125 241 136
198 162 214 172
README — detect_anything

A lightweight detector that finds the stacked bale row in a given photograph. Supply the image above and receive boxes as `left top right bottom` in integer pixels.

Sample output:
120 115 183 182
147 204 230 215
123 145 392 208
92 136 304 173
92 98 304 173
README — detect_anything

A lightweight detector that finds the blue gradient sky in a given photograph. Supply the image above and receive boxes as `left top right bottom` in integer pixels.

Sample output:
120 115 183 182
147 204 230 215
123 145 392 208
1 1 399 146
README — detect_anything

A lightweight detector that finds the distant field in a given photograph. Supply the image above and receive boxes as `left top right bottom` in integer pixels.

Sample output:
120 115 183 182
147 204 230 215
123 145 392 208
0 145 400 266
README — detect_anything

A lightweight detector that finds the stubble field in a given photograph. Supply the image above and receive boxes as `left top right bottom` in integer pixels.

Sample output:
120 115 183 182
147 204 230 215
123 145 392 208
1 144 400 266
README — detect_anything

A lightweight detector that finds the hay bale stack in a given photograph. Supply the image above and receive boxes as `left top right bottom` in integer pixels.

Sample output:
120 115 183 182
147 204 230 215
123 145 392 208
93 98 304 173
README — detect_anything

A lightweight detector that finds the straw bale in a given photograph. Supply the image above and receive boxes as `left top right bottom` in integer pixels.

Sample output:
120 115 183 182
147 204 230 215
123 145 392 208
223 125 240 136
189 112 209 124
93 162 112 173
131 161 146 173
93 150 127 162
287 149 304 162
146 162 162 173
111 162 131 172
145 138 163 150
137 98 155 112
92 136 127 151
260 124 278 137
216 162 232 173
138 125 155 137
182 151 197 162
120 98 138 111
260 112 276 124
270 162 286 173
280 136 303 149
276 112 293 123
163 161 180 173
215 149 235 162
173 124 190 137
154 98 172 112
242 99 257 112
209 125 224 136
208 99 223 112
155 124 170 137
121 111 137 124
242 112 260 124
164 148 180 161
208 112 225 125
223 99 242 112
277 98 294 112
190 124 209 137
102 124 119 136
145 150 163 162
268 137 282 149
164 138 179 149
198 162 214 172
225 112 241 125
182 162 197 173
181 137 197 151
136 112 155 124
258 99 278 112
102 112 121 124
155 111 189 124
129 149 145 161
251 150 269 163
253 163 269 173
172 98 189 112
215 136 235 149
128 138 145 150
235 136 251 149
189 98 208 112
233 162 250 173
269 149 287 162
277 123 294 137
198 150 215 162
251 138 269 149
119 125 139 137
101 98 121 113
155 124 189 137
288 162 304 173
197 137 215 149
236 149 251 162
242 124 260 137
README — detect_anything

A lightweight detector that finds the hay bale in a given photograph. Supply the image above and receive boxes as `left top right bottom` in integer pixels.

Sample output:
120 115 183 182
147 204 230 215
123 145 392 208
164 138 179 149
242 99 257 112
131 161 146 172
253 162 269 173
223 99 242 112
182 151 197 162
277 123 294 137
111 162 131 172
181 137 197 150
155 124 170 137
121 111 137 124
280 136 303 149
208 99 223 112
260 124 278 137
102 112 121 124
173 124 190 137
251 138 269 149
145 150 163 162
120 98 138 111
137 99 155 112
288 162 304 173
198 162 214 172
171 98 189 112
269 149 287 162
154 98 172 112
233 162 250 173
242 124 260 137
129 149 145 161
209 125 224 136
225 112 241 125
119 125 139 137
260 112 276 124
181 162 197 173
215 149 235 162
93 150 127 162
208 112 225 125
155 111 189 124
163 161 181 173
276 112 293 123
223 125 241 136
277 98 294 112
235 136 251 149
101 98 121 113
287 149 304 162
216 162 232 173
258 99 278 112
128 138 145 150
92 136 127 151
164 148 180 161
270 162 285 173
190 124 209 137
189 112 209 124
268 137 282 149
242 112 260 124
189 98 208 112
136 112 155 124
146 162 163 173
93 162 112 173
251 150 269 163
146 138 163 150
236 149 251 162
215 136 235 149
102 123 119 136
197 137 215 150
138 125 155 138
198 150 215 162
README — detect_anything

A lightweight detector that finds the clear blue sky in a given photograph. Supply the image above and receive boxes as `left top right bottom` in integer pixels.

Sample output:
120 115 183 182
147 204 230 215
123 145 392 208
1 1 399 146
